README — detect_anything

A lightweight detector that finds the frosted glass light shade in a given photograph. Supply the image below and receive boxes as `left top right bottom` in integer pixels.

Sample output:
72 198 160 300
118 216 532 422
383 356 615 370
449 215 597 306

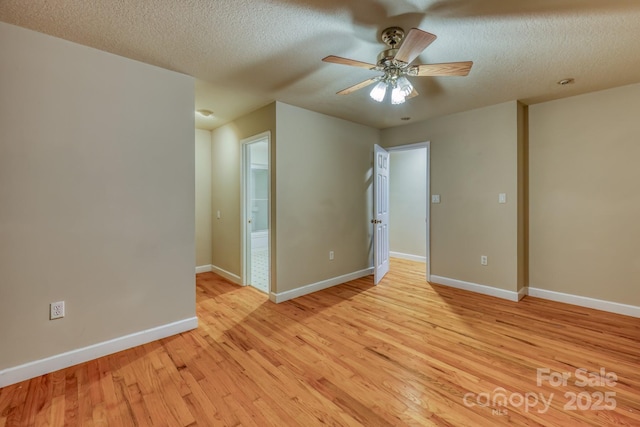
369 81 387 102
396 76 413 97
391 86 406 104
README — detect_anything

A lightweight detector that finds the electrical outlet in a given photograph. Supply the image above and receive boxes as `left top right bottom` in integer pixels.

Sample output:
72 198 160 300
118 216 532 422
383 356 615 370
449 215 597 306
329 251 334 260
481 256 488 266
50 301 65 320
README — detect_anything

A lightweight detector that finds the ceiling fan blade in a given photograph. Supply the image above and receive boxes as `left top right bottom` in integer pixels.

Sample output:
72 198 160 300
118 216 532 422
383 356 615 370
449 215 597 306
394 28 437 64
337 78 379 95
322 55 377 70
412 61 473 76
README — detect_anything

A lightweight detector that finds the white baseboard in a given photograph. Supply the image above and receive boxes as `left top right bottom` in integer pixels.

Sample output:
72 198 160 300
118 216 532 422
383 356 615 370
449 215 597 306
527 287 640 318
195 264 212 274
517 287 527 301
0 316 198 388
211 265 241 285
426 274 639 317
429 275 521 302
270 268 374 303
390 252 427 263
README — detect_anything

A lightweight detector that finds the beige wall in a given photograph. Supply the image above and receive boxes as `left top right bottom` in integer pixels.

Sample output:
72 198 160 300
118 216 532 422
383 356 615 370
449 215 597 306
0 23 195 370
210 103 276 277
389 148 427 258
275 102 379 293
529 83 640 306
381 102 522 292
196 129 212 267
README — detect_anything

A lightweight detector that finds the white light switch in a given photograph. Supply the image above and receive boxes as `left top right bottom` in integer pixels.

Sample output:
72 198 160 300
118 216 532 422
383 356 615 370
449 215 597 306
217 210 221 219
431 195 441 204
498 193 507 204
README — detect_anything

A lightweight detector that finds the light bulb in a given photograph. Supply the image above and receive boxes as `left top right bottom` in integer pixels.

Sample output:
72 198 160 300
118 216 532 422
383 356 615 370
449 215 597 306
391 86 406 105
369 81 387 102
396 76 413 97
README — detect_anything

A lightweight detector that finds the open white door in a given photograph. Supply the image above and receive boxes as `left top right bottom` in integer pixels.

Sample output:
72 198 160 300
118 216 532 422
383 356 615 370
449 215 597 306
373 144 390 284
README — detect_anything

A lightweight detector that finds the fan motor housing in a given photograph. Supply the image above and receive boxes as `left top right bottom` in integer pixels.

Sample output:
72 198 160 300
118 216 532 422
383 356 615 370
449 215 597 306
381 27 405 48
378 27 407 67
377 48 398 66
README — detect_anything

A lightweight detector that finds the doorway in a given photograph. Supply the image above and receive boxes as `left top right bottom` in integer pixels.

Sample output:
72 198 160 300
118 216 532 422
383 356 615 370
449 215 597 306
241 132 271 294
387 142 430 279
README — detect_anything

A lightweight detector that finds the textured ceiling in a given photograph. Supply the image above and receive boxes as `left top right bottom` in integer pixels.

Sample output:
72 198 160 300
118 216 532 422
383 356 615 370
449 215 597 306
2 0 640 130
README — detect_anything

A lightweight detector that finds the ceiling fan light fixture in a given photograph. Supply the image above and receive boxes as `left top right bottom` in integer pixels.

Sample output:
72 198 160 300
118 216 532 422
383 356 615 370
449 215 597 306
370 81 387 102
323 27 472 104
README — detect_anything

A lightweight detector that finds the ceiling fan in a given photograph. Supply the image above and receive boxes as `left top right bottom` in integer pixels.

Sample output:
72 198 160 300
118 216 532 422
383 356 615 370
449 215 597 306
322 27 473 105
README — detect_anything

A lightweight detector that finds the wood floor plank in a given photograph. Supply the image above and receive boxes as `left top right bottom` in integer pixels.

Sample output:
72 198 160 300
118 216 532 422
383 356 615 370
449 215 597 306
1 258 638 426
4 380 28 426
75 365 93 426
123 382 152 427
99 356 130 427
48 395 64 427
62 370 79 427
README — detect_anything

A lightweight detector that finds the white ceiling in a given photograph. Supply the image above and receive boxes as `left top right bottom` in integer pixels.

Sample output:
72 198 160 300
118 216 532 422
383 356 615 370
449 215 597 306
2 0 640 130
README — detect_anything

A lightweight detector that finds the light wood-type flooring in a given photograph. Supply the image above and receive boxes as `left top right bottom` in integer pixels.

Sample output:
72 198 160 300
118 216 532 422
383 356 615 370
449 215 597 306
1 258 639 426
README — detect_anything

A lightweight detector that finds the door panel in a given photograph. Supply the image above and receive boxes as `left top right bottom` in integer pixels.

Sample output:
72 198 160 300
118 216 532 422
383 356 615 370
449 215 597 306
373 144 390 284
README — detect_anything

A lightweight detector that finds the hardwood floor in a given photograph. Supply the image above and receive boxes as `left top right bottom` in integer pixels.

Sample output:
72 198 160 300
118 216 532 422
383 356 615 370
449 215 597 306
1 258 639 426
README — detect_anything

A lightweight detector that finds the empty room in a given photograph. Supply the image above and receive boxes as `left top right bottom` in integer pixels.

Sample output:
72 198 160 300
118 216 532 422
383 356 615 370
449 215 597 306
1 1 639 426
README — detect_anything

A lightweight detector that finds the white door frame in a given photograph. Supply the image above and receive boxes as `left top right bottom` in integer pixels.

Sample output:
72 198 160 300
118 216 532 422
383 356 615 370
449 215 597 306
240 131 271 290
387 141 431 280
